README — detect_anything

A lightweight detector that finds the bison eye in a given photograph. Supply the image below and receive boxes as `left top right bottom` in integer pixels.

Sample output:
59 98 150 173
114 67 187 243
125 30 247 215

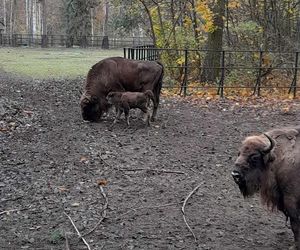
249 154 261 164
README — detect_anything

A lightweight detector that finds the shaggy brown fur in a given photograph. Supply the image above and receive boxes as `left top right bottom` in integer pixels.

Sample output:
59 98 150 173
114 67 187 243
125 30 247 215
80 57 164 122
232 126 300 249
106 90 154 126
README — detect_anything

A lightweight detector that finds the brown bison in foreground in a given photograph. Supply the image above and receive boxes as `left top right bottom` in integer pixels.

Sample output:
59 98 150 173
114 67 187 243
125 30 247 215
107 90 154 126
232 126 300 249
80 57 164 122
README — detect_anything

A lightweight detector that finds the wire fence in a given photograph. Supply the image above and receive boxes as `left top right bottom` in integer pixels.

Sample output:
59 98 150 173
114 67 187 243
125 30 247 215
124 46 300 98
0 33 153 49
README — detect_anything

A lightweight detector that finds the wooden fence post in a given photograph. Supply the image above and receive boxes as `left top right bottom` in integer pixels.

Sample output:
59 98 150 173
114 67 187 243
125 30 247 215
288 51 299 98
217 50 226 98
253 49 263 96
180 49 189 97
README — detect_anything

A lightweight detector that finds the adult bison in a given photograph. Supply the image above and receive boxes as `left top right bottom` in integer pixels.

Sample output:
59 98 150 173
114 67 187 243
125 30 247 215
80 57 164 122
231 126 300 249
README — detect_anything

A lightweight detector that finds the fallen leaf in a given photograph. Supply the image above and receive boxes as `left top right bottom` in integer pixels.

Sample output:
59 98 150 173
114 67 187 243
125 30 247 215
57 186 68 192
80 156 88 163
97 179 108 186
23 110 33 116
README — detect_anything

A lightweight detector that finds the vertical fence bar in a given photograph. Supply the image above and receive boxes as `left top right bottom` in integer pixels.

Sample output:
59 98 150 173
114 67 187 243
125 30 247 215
183 49 189 97
123 47 126 58
146 47 149 60
288 51 299 98
254 49 263 96
127 48 131 59
218 50 226 98
293 52 299 98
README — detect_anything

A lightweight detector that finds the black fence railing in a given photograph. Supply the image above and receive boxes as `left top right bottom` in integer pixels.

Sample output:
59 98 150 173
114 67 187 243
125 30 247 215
0 33 153 49
124 46 300 98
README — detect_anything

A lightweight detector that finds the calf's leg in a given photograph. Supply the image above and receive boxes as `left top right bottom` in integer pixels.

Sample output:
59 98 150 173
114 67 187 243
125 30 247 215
124 108 130 126
140 106 150 126
113 108 122 124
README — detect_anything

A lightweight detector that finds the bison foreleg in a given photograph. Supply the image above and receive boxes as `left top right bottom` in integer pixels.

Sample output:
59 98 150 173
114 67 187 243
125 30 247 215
290 217 300 250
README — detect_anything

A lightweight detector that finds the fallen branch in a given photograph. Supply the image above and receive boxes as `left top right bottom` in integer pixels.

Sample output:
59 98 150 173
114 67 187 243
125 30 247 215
117 202 183 219
64 212 91 250
119 168 186 175
181 183 203 243
0 209 19 215
0 207 28 215
82 185 108 237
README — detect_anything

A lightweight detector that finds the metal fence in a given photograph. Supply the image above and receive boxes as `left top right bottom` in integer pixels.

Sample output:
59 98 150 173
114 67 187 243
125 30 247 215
124 46 300 98
0 33 153 49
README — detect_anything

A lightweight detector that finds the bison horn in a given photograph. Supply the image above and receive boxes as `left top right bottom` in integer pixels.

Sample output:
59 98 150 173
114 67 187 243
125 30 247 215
262 133 275 154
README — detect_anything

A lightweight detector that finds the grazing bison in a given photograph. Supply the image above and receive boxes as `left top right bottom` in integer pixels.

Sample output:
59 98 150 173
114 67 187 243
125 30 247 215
231 126 300 249
80 57 164 122
107 90 154 126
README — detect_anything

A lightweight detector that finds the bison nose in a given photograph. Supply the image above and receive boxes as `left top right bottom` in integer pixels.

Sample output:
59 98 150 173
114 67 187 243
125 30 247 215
231 170 243 184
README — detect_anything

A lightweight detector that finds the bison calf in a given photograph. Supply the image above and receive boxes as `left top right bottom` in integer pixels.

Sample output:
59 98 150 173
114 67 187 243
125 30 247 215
106 90 154 126
232 126 300 249
80 57 163 122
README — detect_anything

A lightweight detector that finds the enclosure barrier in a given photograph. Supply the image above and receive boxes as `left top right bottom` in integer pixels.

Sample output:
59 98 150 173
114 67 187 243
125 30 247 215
124 46 300 98
0 33 153 49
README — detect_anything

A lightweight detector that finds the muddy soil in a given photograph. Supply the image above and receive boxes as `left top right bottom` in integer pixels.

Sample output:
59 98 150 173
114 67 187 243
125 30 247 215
1 71 300 250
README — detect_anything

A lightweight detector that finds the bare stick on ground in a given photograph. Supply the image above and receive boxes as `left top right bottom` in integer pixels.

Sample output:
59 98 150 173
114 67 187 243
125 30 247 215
82 185 108 237
64 212 91 250
0 207 28 215
117 201 183 219
181 183 203 243
0 209 20 215
119 168 186 175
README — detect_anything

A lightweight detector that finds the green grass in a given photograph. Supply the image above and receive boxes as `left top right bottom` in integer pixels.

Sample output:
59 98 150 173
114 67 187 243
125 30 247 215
0 47 123 79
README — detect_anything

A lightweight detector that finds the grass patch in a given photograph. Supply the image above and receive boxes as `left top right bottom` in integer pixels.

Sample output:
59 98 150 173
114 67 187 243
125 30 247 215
0 47 123 79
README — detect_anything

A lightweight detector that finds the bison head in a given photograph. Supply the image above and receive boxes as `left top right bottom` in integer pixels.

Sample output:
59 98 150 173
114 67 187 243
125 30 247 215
232 133 275 197
80 93 101 122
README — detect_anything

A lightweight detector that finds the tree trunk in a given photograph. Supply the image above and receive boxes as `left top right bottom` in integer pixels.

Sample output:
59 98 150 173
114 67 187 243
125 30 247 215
151 0 166 46
3 0 7 33
139 0 157 46
9 0 16 44
25 0 29 32
201 0 225 83
103 0 109 36
90 7 94 46
41 0 47 47
190 0 201 46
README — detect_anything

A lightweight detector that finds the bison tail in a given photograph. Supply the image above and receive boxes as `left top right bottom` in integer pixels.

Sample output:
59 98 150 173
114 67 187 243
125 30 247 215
154 61 164 103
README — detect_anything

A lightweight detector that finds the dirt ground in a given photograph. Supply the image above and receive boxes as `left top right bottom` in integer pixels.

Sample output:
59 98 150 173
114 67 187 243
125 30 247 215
1 71 300 250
